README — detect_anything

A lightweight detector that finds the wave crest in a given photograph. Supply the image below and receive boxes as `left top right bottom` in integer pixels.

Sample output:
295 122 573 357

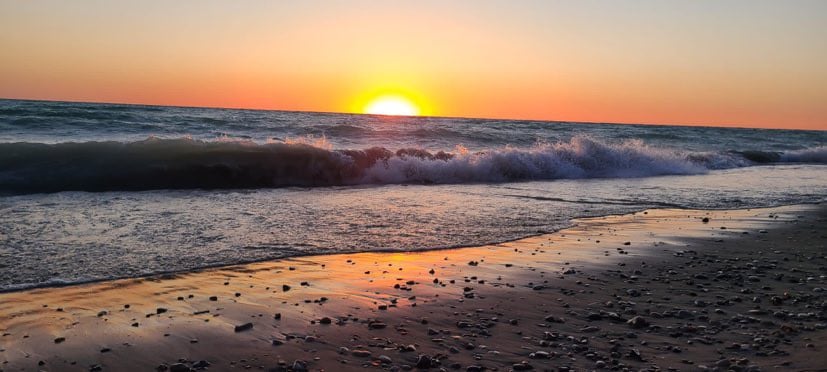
0 136 823 194
780 146 827 163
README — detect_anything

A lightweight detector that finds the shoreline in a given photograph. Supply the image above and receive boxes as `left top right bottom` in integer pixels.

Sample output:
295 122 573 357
2 202 820 295
1 205 826 371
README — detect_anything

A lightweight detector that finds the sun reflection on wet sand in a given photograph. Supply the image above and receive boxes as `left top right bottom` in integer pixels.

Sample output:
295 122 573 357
0 206 816 371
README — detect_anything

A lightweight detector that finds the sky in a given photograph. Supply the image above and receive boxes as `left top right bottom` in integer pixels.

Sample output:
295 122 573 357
1 0 826 129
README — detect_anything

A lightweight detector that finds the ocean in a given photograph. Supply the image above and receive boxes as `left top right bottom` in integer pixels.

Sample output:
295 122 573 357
1 98 825 291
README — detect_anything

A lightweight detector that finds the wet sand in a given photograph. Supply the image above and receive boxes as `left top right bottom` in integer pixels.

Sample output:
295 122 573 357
1 205 826 371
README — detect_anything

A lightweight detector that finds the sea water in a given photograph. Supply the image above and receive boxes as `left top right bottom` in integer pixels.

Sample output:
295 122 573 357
0 99 825 290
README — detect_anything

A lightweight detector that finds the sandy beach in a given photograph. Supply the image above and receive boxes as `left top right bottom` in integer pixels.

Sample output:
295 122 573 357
1 204 826 371
3 1 827 371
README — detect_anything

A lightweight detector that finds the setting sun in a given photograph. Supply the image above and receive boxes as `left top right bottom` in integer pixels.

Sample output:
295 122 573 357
364 95 420 116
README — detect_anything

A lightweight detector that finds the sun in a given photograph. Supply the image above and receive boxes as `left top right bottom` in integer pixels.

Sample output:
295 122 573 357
364 95 420 116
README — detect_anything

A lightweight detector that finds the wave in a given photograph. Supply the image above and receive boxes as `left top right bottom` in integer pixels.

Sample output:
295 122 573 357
780 146 827 163
0 136 824 194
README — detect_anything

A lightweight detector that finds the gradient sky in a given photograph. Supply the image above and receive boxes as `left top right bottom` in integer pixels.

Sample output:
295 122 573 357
1 1 826 129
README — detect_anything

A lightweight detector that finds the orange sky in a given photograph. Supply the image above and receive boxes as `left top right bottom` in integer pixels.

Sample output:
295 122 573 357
1 1 826 130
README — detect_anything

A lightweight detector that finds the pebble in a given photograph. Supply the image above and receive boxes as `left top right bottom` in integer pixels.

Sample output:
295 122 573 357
291 360 307 372
352 349 372 358
676 309 693 319
627 316 649 328
234 322 253 332
168 364 189 372
415 354 433 369
368 321 387 329
544 315 565 323
378 355 393 364
192 360 210 368
512 361 534 370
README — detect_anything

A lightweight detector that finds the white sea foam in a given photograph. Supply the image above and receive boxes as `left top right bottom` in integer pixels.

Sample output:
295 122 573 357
0 136 824 194
360 137 712 184
781 146 827 163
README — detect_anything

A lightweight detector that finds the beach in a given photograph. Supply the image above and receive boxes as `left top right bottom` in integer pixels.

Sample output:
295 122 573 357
2 204 825 371
3 1 827 371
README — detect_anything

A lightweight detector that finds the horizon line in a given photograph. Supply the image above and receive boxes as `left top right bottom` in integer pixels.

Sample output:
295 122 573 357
1 96 822 132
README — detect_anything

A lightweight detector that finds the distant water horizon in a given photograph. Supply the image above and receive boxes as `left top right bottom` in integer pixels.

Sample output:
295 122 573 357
4 97 824 132
0 98 825 291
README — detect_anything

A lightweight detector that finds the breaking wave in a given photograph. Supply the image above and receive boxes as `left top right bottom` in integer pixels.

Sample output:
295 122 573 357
780 146 827 163
0 136 824 194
